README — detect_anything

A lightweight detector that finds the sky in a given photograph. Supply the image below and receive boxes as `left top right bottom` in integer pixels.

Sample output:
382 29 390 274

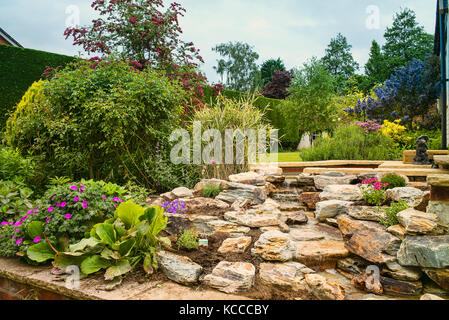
0 0 437 83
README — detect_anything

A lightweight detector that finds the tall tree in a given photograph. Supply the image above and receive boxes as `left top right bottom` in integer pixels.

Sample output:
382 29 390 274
383 8 434 72
260 58 286 86
212 42 260 92
321 33 359 90
364 40 390 89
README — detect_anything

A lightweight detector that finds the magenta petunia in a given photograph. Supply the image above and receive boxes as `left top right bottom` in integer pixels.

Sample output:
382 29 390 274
60 202 67 208
48 207 55 212
15 238 22 245
113 197 120 202
65 214 72 220
102 195 107 200
82 201 88 209
74 197 80 202
1 222 8 226
33 236 41 243
70 185 77 190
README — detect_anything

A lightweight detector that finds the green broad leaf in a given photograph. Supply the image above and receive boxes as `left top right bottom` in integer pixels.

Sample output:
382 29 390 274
158 237 171 249
104 259 132 281
27 242 55 263
90 223 102 239
69 237 103 253
96 223 116 245
115 201 144 229
140 207 158 224
53 252 88 269
27 221 44 239
134 221 150 236
119 238 136 257
80 255 112 275
143 253 153 275
148 207 168 237
113 218 127 238
101 248 121 260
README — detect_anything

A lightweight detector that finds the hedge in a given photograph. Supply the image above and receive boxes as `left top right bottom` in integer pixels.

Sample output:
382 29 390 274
203 86 292 147
0 44 76 130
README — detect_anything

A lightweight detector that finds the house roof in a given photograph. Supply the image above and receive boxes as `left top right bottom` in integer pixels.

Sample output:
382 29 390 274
0 27 22 47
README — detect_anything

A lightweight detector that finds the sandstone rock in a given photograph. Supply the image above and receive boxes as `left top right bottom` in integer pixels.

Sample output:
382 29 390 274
348 206 386 222
289 229 325 242
420 293 445 300
298 192 321 210
427 174 449 187
296 173 315 187
315 200 352 221
251 231 296 262
224 211 280 228
157 251 203 285
183 197 230 215
294 241 349 270
171 187 194 199
280 202 307 212
337 257 370 276
324 218 339 227
259 262 315 292
216 183 266 204
206 220 251 237
286 212 309 225
427 201 449 226
218 237 252 254
382 260 422 282
278 222 290 233
380 276 423 296
265 175 285 184
161 192 176 201
397 235 449 268
320 185 363 202
194 179 229 193
321 171 347 177
337 215 400 264
414 191 430 212
229 172 265 186
304 273 346 300
165 215 193 236
387 225 406 240
314 174 357 191
351 272 383 295
249 198 281 213
260 226 281 233
385 187 424 207
397 208 447 235
407 182 430 192
230 198 254 211
422 268 449 290
190 216 218 234
271 192 301 203
203 261 255 294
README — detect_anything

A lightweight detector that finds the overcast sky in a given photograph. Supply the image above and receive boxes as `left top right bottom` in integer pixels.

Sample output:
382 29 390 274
0 0 437 83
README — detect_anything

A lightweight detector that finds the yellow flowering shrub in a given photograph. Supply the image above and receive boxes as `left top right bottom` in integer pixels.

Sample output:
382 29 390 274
380 120 411 146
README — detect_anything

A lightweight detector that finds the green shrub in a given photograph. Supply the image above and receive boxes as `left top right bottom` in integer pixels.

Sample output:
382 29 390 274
300 125 401 161
0 181 34 222
0 44 75 130
381 174 407 189
0 146 41 188
176 229 199 251
379 201 410 227
202 185 223 198
5 59 191 192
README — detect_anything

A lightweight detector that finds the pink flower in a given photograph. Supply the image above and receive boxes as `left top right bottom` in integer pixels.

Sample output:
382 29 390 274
82 201 88 209
15 238 23 245
102 195 107 200
65 214 72 220
113 197 120 202
33 237 41 243
1 222 8 226
60 202 67 208
74 197 80 202
46 217 53 223
70 185 77 190
48 207 55 212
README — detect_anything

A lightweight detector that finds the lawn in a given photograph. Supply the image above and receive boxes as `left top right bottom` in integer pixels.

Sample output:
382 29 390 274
258 152 302 163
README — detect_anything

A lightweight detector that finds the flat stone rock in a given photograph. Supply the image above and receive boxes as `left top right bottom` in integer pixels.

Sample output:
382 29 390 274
259 262 315 292
206 220 251 237
337 215 400 264
218 237 252 254
280 202 307 212
203 261 256 294
422 268 449 290
315 200 352 221
183 197 230 215
286 212 309 225
397 235 449 268
229 172 265 186
194 179 230 193
382 260 422 282
304 273 346 300
320 185 363 201
296 173 315 187
224 211 280 228
387 225 406 240
171 187 194 199
289 229 325 242
380 276 423 296
397 208 447 235
337 257 370 276
427 201 449 226
164 215 193 236
420 293 445 300
414 191 430 212
348 206 386 222
251 231 296 262
427 174 449 187
230 198 254 211
157 251 203 285
216 185 266 205
265 175 285 184
294 241 349 270
314 174 357 191
385 187 424 207
298 192 321 210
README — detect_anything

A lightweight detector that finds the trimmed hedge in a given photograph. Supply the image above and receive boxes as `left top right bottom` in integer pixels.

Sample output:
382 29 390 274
203 86 290 147
0 44 76 130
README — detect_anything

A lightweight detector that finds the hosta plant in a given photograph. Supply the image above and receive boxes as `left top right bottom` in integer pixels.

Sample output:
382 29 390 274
26 201 169 283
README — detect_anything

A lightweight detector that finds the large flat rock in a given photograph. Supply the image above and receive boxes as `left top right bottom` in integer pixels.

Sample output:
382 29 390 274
397 235 449 268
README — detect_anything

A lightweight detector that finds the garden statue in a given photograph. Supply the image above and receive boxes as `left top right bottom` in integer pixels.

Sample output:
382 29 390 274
413 135 431 165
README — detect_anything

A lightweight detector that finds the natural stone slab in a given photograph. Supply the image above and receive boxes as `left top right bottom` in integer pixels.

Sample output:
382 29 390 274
387 225 406 240
251 231 296 262
336 257 370 276
183 198 229 214
259 262 315 292
320 185 363 201
382 260 422 282
206 220 251 237
427 201 449 226
194 179 229 193
298 192 321 210
348 206 386 222
427 174 449 187
218 237 252 254
286 212 309 225
289 229 325 242
171 187 194 199
422 268 449 290
397 235 449 268
315 200 352 221
385 187 424 207
203 261 256 294
229 172 265 186
380 277 423 296
304 273 346 300
337 215 400 264
397 208 447 235
157 251 203 285
265 175 285 184
294 241 349 270
224 211 280 228
314 174 357 191
296 173 315 187
420 293 445 300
